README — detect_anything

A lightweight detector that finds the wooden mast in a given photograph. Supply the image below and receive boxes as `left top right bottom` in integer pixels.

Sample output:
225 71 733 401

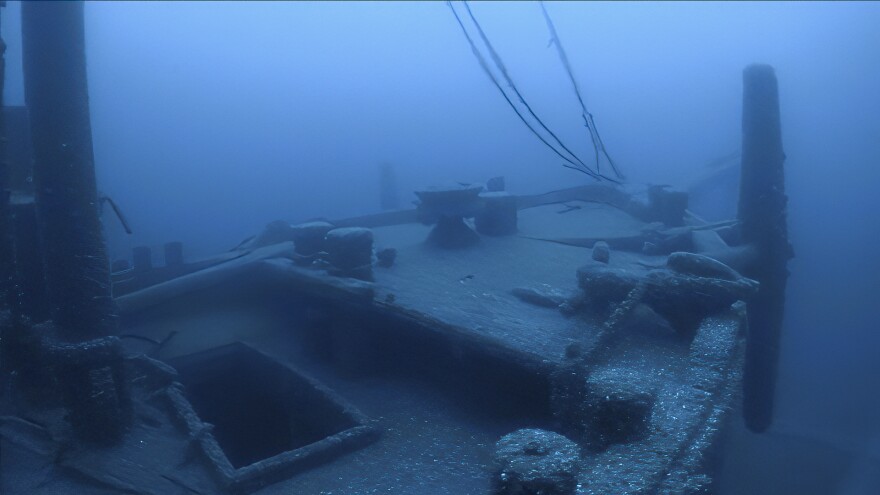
22 1 129 443
22 0 116 340
738 64 793 433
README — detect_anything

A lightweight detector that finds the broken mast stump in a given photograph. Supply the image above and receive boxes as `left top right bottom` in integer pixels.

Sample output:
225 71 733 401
0 2 15 375
23 0 116 339
738 64 793 433
22 0 130 443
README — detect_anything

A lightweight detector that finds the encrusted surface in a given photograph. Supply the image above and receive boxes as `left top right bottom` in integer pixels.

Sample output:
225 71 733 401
17 201 749 494
577 309 746 495
369 202 667 364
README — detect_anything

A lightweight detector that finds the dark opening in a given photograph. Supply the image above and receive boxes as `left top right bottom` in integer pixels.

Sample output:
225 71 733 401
169 344 358 469
294 295 554 425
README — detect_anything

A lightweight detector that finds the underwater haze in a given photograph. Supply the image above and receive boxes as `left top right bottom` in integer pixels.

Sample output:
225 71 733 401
3 1 879 493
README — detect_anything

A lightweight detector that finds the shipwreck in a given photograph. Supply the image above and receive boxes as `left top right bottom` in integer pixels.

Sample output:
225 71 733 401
0 2 791 494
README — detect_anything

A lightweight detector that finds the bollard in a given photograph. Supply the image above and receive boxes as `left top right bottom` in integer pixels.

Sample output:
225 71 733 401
324 227 374 280
486 176 505 192
291 221 334 256
492 429 580 495
416 184 483 249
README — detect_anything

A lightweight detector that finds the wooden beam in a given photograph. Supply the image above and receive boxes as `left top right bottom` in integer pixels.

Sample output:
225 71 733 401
738 64 793 433
22 1 116 340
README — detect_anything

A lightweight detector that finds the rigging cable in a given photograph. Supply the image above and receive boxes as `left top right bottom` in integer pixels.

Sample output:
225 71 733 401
446 1 599 180
447 1 617 183
461 1 594 176
540 1 624 180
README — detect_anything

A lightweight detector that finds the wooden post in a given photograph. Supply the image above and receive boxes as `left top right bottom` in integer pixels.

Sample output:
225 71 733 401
10 199 49 323
23 1 130 444
0 4 9 309
0 1 11 373
22 1 116 340
738 64 793 433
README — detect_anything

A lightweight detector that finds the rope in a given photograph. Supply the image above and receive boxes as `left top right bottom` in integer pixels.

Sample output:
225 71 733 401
461 1 594 174
447 1 617 183
539 1 624 180
447 1 596 177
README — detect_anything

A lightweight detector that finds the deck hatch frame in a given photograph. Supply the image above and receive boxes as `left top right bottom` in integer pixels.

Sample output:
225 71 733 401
164 342 379 492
